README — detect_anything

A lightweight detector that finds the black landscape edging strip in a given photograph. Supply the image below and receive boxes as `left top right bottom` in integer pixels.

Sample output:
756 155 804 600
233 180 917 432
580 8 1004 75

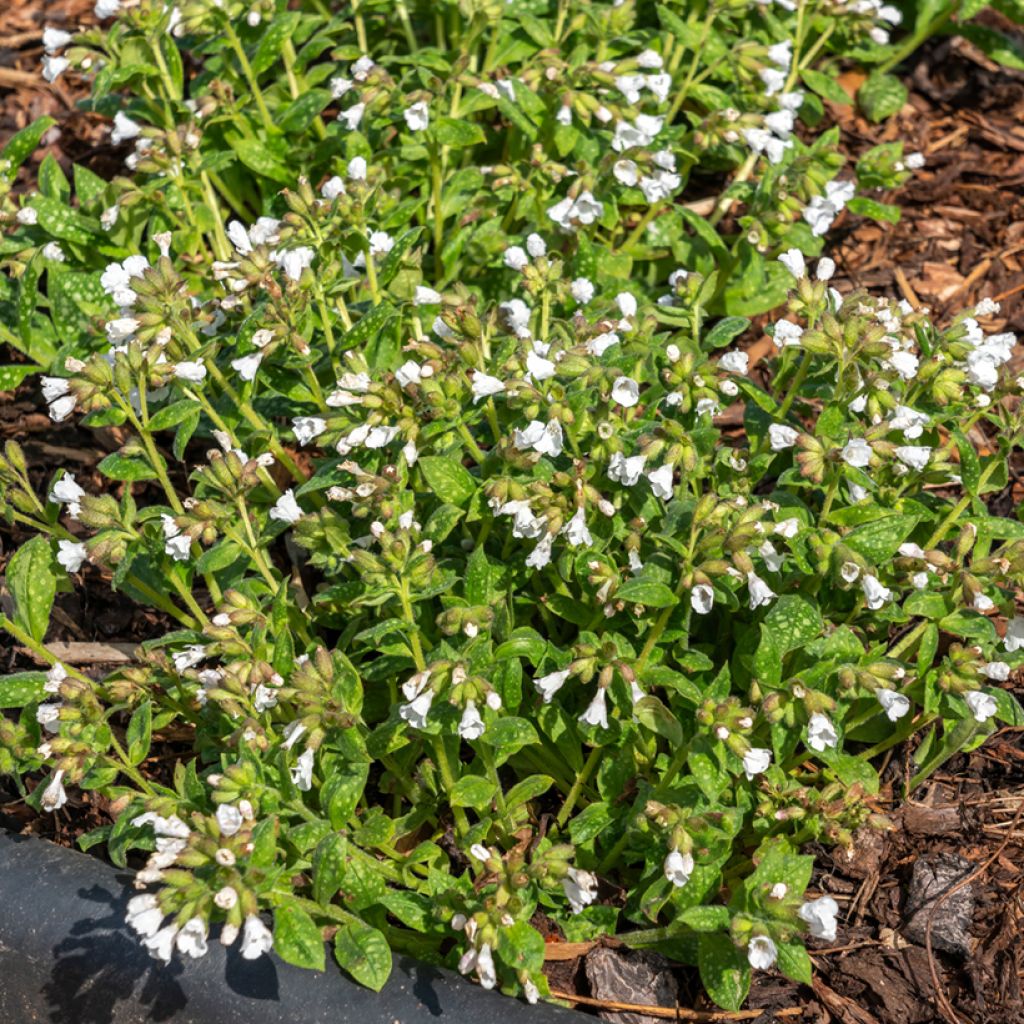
0 830 583 1024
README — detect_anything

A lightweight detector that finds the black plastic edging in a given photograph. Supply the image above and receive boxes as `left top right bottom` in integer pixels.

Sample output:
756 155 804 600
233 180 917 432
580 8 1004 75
0 831 584 1023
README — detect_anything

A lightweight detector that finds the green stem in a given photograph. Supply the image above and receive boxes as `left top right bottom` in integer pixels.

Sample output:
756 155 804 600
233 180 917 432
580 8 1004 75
556 746 601 828
432 736 471 836
223 20 275 133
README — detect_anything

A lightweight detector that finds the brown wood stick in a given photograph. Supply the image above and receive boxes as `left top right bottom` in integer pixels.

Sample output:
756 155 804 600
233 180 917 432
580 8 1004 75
548 990 803 1021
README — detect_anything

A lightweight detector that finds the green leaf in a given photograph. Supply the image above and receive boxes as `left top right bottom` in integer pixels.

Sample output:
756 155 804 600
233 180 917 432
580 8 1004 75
149 399 201 431
1 116 56 173
126 700 152 764
333 921 392 991
319 762 368 829
433 116 486 148
801 69 852 105
776 940 813 985
418 455 476 506
0 365 41 391
274 903 326 971
252 11 301 73
616 577 679 608
953 429 981 496
497 921 546 973
704 317 750 350
846 196 901 224
754 594 823 686
633 696 684 746
6 536 56 642
0 671 48 708
844 514 918 563
857 71 908 122
98 453 159 482
312 833 347 905
450 774 498 809
679 905 732 932
698 933 751 1011
465 545 491 604
958 23 1024 69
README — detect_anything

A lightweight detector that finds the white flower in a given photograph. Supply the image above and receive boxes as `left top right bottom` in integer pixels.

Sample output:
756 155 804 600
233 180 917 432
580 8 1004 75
176 918 209 959
526 349 556 381
799 896 839 941
239 915 274 960
216 804 244 837
1003 616 1024 651
563 867 598 913
42 242 65 262
338 102 366 130
525 533 554 570
562 508 592 547
50 472 85 517
269 489 303 524
535 669 569 702
471 372 505 403
400 691 433 730
748 935 778 970
807 712 838 752
894 445 931 471
94 0 121 16
613 159 639 186
145 924 179 963
458 700 485 740
690 584 714 615
747 572 776 610
877 688 910 721
769 424 799 451
44 663 67 695
111 111 141 144
743 747 772 779
608 451 647 486
648 463 674 500
588 331 620 357
579 688 609 729
719 351 749 374
616 292 638 318
861 574 891 610
414 285 441 305
403 100 430 131
291 747 315 790
41 769 68 812
57 539 88 573
503 245 528 270
126 894 164 938
663 849 694 888
611 377 640 408
514 419 563 458
841 438 872 468
982 662 1010 681
292 416 327 446
42 55 70 82
773 320 804 347
571 277 595 303
171 644 206 671
173 361 206 384
965 690 997 723
276 246 315 281
43 26 73 52
475 942 497 989
547 190 603 230
230 352 263 381
779 249 806 280
816 257 836 281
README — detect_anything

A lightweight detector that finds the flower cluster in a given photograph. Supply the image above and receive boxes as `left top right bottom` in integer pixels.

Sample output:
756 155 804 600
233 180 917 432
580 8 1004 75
1 0 1021 1014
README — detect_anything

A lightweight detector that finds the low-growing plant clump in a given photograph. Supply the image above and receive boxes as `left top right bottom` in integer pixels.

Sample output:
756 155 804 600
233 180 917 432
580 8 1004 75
1 0 1023 1010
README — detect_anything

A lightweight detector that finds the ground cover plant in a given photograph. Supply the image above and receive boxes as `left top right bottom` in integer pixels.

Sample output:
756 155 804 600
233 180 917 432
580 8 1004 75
2 0 1024 1012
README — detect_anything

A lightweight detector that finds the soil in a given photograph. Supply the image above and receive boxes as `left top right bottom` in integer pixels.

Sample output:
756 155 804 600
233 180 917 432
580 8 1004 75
3 6 1024 1023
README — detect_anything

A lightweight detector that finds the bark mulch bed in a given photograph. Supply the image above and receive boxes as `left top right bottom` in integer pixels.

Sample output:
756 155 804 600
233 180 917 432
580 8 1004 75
3 8 1024 1023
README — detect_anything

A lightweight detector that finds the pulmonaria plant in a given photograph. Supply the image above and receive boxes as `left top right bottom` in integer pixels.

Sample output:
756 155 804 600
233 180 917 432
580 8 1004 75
1 0 1023 1013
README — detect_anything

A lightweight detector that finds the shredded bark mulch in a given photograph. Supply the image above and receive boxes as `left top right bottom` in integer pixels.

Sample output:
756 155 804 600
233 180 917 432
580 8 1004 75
3 6 1024 1022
